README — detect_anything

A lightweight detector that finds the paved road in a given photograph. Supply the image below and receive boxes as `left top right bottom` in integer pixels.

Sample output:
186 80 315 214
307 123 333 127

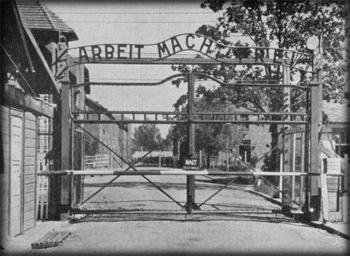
3 216 348 255
3 174 349 255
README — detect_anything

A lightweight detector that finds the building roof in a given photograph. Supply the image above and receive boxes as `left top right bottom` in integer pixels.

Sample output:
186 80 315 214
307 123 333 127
323 101 349 124
16 1 78 41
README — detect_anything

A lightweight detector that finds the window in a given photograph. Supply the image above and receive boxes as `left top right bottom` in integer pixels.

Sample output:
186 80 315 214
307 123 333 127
239 139 251 163
333 128 350 158
240 114 249 129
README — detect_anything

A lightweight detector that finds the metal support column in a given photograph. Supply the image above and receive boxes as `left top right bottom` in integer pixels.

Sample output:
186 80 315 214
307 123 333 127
186 72 199 213
58 42 71 220
309 82 321 220
282 66 293 213
309 38 323 220
60 79 71 220
303 87 311 216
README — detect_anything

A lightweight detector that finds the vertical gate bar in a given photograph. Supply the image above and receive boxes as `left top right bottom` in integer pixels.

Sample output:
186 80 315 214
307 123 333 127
77 64 85 205
187 72 196 213
300 130 305 207
70 174 74 209
70 77 75 214
291 132 296 201
303 86 311 215
60 79 71 220
310 82 321 220
282 66 293 212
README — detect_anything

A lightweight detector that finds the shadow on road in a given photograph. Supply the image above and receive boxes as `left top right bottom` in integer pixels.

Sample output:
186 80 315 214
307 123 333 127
69 211 298 225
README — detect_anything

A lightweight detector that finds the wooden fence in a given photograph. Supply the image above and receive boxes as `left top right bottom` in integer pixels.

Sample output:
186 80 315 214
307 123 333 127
84 154 110 169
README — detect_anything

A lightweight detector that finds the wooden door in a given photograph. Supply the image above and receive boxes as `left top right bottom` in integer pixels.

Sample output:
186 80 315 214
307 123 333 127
10 116 22 236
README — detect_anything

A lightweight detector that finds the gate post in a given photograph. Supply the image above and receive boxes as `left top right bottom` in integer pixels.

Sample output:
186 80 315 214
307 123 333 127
282 66 293 213
51 42 72 220
309 81 321 220
309 40 323 220
60 74 71 220
71 64 85 207
186 72 197 213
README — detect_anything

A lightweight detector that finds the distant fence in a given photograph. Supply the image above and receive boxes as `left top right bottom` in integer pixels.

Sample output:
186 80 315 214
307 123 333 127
132 156 176 167
84 154 110 169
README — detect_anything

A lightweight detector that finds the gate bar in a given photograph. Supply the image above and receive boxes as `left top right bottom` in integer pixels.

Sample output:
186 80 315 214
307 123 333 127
70 209 283 215
42 169 342 177
38 170 343 177
72 119 308 125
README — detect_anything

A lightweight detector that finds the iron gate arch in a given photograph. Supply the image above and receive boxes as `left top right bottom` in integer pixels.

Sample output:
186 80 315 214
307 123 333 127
42 33 329 221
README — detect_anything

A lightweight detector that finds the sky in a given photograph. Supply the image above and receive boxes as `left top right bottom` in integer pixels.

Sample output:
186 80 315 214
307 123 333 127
43 1 222 136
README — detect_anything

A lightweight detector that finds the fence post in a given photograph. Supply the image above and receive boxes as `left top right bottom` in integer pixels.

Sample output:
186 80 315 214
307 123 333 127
343 154 349 223
320 159 329 223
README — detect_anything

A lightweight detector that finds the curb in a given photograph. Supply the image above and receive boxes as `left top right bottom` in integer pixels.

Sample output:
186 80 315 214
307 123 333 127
246 188 349 240
309 222 349 240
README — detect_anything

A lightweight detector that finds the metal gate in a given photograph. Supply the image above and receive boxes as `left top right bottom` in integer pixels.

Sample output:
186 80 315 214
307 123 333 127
43 33 331 221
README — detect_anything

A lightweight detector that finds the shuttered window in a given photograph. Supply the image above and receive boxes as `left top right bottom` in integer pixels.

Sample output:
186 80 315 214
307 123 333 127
333 128 350 158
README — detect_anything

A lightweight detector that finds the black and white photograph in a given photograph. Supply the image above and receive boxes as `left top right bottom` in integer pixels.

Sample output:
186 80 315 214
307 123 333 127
0 0 349 255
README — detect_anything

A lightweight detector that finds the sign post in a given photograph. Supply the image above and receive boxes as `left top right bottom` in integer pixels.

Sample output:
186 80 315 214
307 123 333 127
185 72 199 213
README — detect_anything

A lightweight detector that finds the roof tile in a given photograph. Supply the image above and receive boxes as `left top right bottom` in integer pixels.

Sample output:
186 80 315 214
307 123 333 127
16 1 78 41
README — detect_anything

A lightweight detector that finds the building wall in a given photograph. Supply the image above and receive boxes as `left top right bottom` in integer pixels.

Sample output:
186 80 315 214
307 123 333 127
23 112 37 231
0 106 10 239
37 115 53 171
321 123 349 159
0 106 38 239
246 124 272 169
83 102 132 169
99 116 120 168
83 104 100 157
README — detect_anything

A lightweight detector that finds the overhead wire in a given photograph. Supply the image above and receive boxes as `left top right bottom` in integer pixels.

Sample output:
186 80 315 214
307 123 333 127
62 20 220 24
53 11 218 15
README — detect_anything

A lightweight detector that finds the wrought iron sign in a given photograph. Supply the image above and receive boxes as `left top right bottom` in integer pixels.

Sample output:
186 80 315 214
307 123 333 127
62 33 321 216
69 33 312 70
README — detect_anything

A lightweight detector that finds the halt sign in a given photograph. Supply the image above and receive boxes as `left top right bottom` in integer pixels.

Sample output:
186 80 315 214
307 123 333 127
184 158 200 170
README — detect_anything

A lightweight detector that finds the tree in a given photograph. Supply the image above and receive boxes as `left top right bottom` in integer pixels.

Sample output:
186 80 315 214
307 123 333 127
132 124 162 152
132 124 172 152
171 0 346 183
217 123 248 169
170 90 248 168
